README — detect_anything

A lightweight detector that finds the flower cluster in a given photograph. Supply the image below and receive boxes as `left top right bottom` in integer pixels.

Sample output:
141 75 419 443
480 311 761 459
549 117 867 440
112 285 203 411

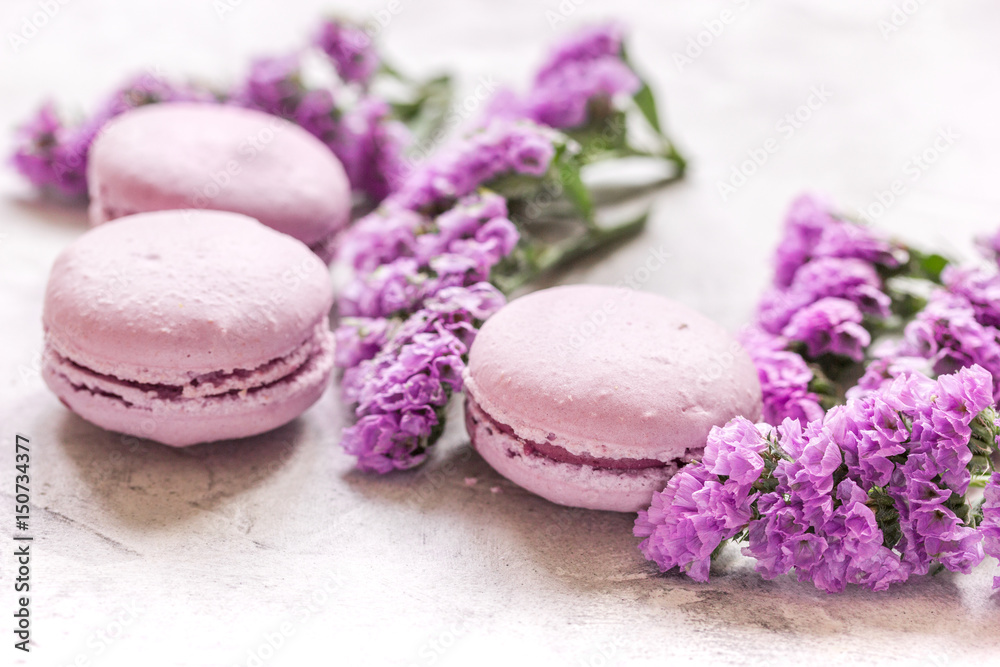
333 131 537 470
391 119 561 214
485 23 640 130
857 266 1000 402
479 22 685 182
334 117 644 472
636 365 1000 593
314 18 379 86
11 75 212 197
339 284 506 472
738 328 824 425
339 190 519 318
981 473 1000 589
231 54 407 203
745 194 906 424
11 19 421 206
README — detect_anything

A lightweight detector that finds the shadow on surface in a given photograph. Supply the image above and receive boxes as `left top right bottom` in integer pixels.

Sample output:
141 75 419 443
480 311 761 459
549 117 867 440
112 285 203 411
9 193 89 231
55 410 304 528
342 418 999 643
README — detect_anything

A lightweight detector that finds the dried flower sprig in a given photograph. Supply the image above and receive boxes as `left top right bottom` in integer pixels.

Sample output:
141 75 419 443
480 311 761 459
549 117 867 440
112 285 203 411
334 24 687 472
10 18 451 208
743 194 951 425
636 365 1000 592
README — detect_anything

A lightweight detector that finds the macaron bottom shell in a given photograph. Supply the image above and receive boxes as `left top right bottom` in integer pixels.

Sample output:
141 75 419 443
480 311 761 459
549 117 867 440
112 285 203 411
42 327 335 447
464 396 697 512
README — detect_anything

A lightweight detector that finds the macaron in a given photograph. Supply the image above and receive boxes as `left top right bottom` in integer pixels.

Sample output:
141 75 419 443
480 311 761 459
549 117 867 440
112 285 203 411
462 285 763 512
42 209 336 447
87 102 351 262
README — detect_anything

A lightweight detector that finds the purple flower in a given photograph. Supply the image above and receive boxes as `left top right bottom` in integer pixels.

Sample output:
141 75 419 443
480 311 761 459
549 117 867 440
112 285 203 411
342 413 422 474
11 76 211 197
846 355 933 401
743 495 811 580
536 23 626 79
315 18 379 85
980 473 1000 589
340 258 424 318
391 119 560 213
942 266 1000 329
334 318 390 368
638 366 1000 592
759 258 891 335
292 89 339 143
333 96 409 203
232 54 305 117
782 297 871 362
773 194 901 289
338 192 519 320
745 194 905 428
739 328 823 425
851 403 907 487
898 291 1000 401
340 203 427 272
340 283 506 472
524 56 639 129
702 419 768 485
636 418 769 581
483 23 638 130
10 103 86 196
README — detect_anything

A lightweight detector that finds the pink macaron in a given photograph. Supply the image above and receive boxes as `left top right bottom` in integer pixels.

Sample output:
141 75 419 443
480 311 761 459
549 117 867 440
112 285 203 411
87 102 351 262
463 285 763 512
42 209 335 446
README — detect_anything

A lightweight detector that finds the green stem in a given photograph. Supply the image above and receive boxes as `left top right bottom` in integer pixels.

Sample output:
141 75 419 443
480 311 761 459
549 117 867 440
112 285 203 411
493 213 648 294
589 173 686 207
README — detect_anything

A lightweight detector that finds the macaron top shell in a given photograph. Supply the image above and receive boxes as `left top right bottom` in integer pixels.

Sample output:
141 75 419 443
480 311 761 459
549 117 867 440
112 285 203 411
43 210 333 382
87 103 351 247
464 285 762 462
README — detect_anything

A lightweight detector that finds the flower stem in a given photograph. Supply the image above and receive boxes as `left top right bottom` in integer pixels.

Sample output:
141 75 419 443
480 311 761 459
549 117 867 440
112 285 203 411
492 212 648 294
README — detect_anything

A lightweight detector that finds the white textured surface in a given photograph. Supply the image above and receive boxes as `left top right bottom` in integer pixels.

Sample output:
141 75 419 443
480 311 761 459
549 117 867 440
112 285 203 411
3 1 1000 665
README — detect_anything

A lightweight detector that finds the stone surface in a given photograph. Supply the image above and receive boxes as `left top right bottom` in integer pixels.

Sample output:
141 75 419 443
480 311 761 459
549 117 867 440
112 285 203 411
2 1 1000 665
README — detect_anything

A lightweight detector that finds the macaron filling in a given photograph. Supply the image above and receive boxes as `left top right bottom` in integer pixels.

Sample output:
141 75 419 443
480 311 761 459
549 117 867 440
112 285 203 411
468 397 669 471
465 394 694 472
44 322 332 409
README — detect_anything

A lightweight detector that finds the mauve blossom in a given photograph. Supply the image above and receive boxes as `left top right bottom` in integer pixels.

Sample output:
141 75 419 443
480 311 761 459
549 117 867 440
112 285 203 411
782 297 871 362
739 328 823 425
314 18 379 85
483 23 639 131
980 473 1000 589
11 76 212 196
746 194 904 428
637 366 1000 593
391 119 560 213
339 284 506 472
337 192 520 321
773 194 901 288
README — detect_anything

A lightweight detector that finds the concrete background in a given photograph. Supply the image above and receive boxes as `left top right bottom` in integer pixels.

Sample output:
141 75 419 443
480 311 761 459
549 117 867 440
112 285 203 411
2 1 999 665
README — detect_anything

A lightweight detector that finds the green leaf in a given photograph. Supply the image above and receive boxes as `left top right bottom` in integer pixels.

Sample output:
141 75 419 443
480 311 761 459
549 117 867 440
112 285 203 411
555 159 593 224
621 43 662 135
919 252 949 283
632 81 662 134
